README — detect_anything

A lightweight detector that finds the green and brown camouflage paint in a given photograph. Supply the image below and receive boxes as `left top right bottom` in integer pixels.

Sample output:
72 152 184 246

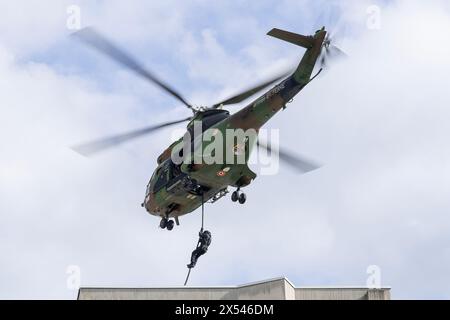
144 28 327 220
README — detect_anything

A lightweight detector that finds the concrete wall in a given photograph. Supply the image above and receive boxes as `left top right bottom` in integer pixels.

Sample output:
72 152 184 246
295 288 389 300
78 278 391 300
79 279 289 300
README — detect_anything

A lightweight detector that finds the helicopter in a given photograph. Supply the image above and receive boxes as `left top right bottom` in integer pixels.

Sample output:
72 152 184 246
72 26 344 231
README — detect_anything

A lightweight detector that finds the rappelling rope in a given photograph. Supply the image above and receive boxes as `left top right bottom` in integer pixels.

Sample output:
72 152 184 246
184 191 205 286
184 268 192 286
201 192 204 231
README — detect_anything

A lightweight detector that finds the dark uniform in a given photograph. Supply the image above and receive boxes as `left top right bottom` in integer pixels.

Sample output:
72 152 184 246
187 230 212 269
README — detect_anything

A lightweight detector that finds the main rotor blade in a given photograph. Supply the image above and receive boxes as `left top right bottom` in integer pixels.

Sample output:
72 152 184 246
212 72 289 108
72 117 191 156
73 27 194 110
257 140 320 173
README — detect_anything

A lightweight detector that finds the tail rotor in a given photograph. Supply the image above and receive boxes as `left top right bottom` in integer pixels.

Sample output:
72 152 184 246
319 28 347 69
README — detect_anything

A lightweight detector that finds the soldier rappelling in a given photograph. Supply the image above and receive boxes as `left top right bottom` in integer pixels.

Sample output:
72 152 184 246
187 229 212 269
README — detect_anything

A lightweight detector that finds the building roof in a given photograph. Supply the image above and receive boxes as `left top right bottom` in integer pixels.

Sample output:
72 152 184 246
78 277 391 300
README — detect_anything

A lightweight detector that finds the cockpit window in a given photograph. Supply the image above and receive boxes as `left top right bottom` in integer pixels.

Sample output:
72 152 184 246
153 164 170 192
149 160 181 193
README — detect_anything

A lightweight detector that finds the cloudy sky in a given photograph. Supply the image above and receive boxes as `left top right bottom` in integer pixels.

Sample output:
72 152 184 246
1 0 450 299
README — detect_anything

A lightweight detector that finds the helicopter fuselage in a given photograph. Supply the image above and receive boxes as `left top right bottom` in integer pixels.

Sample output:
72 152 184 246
143 28 326 220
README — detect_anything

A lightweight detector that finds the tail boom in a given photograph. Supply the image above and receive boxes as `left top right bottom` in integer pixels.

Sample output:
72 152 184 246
227 27 327 132
267 27 326 84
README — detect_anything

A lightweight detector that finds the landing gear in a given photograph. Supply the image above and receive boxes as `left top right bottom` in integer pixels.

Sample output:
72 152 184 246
231 188 246 204
160 217 175 231
238 193 246 204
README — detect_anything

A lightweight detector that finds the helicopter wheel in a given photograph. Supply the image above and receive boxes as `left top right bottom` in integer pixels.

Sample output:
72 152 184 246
238 193 247 204
160 218 168 229
231 191 239 202
166 220 175 231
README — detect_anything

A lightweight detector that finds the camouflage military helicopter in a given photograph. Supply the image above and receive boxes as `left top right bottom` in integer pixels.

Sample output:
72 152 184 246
73 27 344 231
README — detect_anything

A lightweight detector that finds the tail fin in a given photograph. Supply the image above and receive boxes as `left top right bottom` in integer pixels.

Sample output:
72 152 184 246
267 28 314 49
268 27 326 84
